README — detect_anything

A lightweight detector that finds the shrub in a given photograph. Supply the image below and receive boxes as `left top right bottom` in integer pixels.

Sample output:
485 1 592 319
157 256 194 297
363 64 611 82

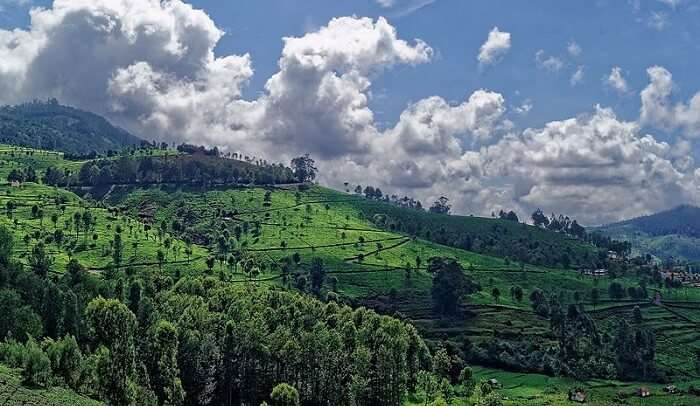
270 383 300 406
22 337 51 387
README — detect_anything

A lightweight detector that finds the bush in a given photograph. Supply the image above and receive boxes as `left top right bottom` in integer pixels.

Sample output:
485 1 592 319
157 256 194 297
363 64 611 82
22 337 51 387
270 383 300 406
0 339 28 368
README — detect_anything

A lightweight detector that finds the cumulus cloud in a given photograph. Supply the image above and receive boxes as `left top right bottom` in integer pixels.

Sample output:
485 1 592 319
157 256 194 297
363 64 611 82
535 50 563 72
570 66 585 86
477 27 511 66
640 66 700 137
258 16 432 159
567 41 582 57
1 1 699 225
481 106 696 224
515 99 533 115
605 67 629 94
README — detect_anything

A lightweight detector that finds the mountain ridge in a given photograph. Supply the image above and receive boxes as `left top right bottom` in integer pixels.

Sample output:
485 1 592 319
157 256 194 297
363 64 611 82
0 99 142 155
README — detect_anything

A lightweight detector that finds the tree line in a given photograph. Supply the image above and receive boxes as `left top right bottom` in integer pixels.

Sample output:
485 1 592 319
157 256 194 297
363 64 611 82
0 224 438 405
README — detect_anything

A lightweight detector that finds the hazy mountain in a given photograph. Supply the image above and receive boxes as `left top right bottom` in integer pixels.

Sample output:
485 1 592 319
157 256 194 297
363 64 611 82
596 205 700 261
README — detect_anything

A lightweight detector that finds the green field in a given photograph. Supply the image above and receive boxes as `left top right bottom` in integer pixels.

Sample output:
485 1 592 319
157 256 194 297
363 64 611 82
0 365 103 406
1 145 700 404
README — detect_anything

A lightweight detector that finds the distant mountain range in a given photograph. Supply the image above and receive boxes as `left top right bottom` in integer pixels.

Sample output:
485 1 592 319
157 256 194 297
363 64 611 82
0 99 142 155
596 205 700 262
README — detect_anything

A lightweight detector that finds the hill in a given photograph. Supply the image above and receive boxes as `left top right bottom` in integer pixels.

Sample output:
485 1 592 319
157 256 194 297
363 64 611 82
0 100 142 155
597 205 700 261
0 145 699 405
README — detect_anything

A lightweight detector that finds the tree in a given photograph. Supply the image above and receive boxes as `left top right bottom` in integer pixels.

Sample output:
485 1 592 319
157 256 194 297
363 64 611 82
433 346 452 380
429 197 451 215
149 320 185 406
633 305 643 324
22 337 51 387
498 210 519 222
86 298 138 406
531 209 549 228
590 288 599 310
113 233 123 265
310 257 326 295
430 258 480 316
46 335 83 390
491 287 501 303
157 249 166 270
270 383 300 406
29 242 53 278
128 280 142 315
417 370 439 406
291 154 317 183
459 367 476 400
0 225 14 266
608 282 626 300
510 286 523 302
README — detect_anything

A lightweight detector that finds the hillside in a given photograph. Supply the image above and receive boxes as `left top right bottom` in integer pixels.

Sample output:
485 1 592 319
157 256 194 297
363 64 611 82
0 145 699 405
597 205 700 261
0 100 142 155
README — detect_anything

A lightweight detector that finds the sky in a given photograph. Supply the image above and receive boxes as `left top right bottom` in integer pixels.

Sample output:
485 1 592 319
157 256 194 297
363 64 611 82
0 0 699 225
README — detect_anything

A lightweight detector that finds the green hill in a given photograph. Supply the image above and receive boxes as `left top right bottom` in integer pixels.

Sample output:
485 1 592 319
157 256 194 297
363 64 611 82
0 365 104 406
0 144 699 405
596 205 700 261
0 100 142 155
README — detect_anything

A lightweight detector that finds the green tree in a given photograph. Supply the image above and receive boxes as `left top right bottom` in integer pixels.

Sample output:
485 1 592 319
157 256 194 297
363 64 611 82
417 370 439 406
22 337 51 387
149 320 185 406
0 225 14 266
113 233 123 265
86 298 138 406
270 383 300 406
29 242 53 278
459 366 476 399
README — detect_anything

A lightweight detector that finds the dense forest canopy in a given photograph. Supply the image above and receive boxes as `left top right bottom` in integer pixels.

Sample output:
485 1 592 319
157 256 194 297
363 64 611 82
0 100 142 155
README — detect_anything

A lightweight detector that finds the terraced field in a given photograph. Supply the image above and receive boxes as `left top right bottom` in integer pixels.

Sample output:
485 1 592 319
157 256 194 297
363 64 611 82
2 145 700 404
0 366 103 406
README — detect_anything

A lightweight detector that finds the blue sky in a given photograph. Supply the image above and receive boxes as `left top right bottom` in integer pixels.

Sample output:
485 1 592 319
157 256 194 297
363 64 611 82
5 0 697 132
0 0 699 224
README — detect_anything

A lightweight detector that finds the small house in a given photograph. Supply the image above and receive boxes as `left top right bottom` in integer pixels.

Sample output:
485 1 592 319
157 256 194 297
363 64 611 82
637 387 651 397
568 388 587 403
487 378 501 389
663 384 678 394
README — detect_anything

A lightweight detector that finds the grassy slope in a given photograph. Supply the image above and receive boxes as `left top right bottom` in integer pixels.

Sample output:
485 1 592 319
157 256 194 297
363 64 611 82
1 146 699 403
110 182 700 382
405 366 700 405
0 365 103 406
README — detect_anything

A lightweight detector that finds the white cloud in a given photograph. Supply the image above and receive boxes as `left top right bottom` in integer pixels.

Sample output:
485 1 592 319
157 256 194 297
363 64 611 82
647 11 669 30
477 27 511 66
1 1 699 225
570 66 585 86
258 16 432 159
515 99 533 115
376 0 395 7
535 50 563 72
640 66 700 137
567 41 582 57
481 106 696 224
605 67 629 94
658 0 682 9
